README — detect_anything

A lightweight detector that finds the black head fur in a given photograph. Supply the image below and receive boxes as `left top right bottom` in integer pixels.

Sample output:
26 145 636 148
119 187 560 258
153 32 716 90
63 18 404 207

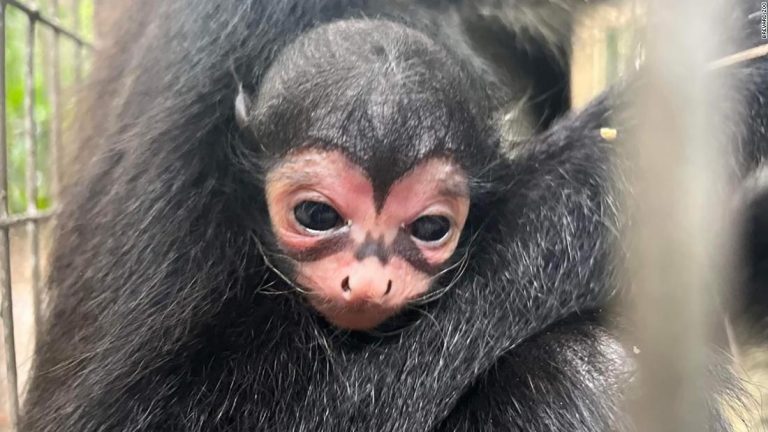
238 20 499 206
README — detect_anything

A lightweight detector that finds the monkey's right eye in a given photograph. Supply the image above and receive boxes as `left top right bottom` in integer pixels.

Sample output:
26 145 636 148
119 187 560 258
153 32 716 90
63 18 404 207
293 201 344 232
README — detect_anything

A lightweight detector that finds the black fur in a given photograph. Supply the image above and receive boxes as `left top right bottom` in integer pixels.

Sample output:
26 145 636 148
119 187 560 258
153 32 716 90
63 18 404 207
21 1 768 431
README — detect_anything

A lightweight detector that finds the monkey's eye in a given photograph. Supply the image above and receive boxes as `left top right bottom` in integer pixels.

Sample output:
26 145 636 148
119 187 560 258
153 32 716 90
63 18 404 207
293 201 344 232
409 215 451 243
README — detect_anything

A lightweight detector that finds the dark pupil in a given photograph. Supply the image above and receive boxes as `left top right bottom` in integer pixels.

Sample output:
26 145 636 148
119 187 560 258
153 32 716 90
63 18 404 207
410 216 451 242
294 201 342 231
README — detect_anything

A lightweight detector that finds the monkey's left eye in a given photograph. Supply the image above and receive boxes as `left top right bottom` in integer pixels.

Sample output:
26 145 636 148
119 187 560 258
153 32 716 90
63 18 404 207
293 201 344 233
409 215 451 243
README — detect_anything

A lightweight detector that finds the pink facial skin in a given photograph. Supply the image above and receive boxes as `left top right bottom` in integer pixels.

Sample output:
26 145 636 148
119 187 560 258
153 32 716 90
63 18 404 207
265 148 470 330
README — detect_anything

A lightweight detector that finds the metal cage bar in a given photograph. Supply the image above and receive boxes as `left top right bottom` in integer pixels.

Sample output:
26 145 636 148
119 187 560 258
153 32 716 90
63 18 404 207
0 0 90 430
47 0 60 200
23 6 41 352
0 3 19 430
3 0 88 48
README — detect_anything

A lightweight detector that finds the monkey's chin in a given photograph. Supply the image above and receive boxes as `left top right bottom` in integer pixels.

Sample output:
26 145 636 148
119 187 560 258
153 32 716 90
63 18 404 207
314 303 397 331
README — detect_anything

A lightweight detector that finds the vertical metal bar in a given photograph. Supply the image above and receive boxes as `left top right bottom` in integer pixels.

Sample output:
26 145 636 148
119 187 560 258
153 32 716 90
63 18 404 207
48 0 61 199
24 10 42 340
624 0 729 431
0 2 20 431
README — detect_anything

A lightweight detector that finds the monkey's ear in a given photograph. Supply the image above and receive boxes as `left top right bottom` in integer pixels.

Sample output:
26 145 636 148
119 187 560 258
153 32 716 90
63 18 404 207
235 85 253 129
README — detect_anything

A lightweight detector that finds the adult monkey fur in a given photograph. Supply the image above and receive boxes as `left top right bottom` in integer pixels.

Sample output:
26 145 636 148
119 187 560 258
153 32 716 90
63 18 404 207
22 0 768 431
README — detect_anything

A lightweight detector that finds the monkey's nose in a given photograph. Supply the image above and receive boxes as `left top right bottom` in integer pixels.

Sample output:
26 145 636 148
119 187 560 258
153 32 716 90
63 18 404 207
339 276 393 298
341 276 351 292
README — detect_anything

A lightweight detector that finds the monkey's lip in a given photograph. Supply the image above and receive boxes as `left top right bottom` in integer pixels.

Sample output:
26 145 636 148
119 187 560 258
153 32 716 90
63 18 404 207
310 299 398 331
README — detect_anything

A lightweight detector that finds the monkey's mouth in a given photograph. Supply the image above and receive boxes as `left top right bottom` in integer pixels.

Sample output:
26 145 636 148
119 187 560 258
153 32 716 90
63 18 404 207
310 298 398 331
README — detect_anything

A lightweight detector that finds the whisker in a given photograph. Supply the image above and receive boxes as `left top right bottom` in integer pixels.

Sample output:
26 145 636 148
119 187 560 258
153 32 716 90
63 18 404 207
411 228 481 306
249 232 309 295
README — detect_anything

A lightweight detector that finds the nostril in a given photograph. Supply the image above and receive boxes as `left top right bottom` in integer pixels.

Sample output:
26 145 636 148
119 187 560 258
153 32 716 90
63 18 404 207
384 280 392 296
341 276 351 292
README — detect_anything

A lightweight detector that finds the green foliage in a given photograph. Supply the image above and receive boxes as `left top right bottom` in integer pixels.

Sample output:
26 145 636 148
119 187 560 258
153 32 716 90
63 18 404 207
4 0 92 214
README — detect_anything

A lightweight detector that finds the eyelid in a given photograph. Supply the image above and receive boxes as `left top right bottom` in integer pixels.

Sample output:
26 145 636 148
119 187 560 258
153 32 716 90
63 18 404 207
408 203 457 225
297 223 349 237
287 189 332 207
287 190 345 217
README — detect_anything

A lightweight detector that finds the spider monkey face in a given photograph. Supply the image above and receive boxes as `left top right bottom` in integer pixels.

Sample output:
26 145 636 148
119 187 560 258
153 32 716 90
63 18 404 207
265 149 470 330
